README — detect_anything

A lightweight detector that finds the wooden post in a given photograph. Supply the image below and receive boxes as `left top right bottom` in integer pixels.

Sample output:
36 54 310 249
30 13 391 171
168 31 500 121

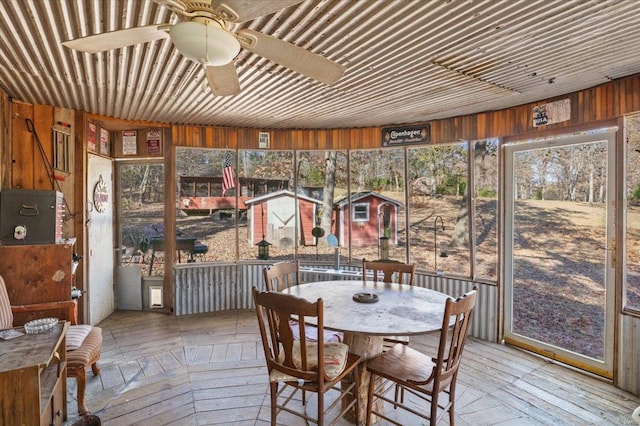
342 333 384 424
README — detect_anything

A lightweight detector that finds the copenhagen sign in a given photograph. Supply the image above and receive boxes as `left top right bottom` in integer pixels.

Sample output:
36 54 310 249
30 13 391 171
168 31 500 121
382 124 430 146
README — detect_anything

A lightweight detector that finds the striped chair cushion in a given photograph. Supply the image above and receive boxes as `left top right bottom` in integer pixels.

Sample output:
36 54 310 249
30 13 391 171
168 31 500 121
67 324 93 350
0 276 14 330
270 341 349 382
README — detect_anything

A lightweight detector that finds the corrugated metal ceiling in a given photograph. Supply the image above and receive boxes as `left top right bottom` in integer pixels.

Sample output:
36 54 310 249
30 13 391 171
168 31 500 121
1 0 640 130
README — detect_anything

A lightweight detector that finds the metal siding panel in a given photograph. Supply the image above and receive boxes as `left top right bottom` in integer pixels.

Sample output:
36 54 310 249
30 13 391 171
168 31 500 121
415 274 498 342
174 263 497 343
619 314 640 395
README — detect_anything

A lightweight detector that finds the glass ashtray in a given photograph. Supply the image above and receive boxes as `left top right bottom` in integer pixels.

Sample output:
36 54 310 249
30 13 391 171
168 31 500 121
24 318 58 334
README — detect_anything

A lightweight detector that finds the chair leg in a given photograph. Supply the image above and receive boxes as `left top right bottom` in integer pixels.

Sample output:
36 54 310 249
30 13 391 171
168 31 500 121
430 393 439 426
449 383 456 426
365 373 375 426
91 361 101 376
270 382 277 426
74 365 89 416
317 390 324 426
353 369 360 422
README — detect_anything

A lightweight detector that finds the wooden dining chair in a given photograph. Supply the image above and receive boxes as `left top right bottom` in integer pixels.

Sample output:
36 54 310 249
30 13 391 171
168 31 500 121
263 260 301 292
362 259 416 348
362 259 416 285
263 260 342 343
365 286 478 426
252 287 361 426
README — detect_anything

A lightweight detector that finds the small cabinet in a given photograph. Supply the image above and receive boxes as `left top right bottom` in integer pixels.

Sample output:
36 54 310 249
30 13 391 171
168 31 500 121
0 321 69 425
0 241 76 323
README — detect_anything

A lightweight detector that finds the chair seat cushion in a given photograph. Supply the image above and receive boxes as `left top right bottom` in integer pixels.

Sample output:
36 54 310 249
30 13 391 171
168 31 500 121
290 320 343 343
271 341 349 382
67 326 102 366
67 325 93 350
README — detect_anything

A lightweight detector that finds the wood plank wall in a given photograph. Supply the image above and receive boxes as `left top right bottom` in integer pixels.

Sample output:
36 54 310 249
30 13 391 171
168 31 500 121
165 75 640 151
0 90 10 190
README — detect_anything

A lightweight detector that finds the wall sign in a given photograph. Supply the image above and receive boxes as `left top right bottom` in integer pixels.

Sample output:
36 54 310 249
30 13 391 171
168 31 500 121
533 98 571 127
259 131 270 148
122 130 137 155
100 127 109 155
87 121 97 151
93 175 109 213
382 124 430 146
146 129 162 155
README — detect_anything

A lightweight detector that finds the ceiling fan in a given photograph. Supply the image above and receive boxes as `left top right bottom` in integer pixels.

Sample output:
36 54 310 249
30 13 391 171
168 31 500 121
62 0 345 96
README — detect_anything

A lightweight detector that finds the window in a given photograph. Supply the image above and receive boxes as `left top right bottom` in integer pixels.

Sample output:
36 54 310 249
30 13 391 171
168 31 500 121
349 149 406 262
239 150 295 260
175 148 237 263
625 114 640 312
473 139 498 280
352 203 370 221
408 142 470 276
296 150 348 262
117 161 164 275
165 144 500 279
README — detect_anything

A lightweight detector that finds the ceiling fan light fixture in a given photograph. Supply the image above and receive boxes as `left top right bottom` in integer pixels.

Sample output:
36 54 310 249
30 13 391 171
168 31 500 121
170 20 240 66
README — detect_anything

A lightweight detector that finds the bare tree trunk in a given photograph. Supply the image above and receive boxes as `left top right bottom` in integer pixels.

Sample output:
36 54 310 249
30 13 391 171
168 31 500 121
139 164 150 204
319 151 337 246
449 194 469 248
588 167 595 203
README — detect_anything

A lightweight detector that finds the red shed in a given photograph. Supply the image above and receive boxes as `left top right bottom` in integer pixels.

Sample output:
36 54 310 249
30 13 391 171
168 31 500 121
334 192 403 248
245 190 323 248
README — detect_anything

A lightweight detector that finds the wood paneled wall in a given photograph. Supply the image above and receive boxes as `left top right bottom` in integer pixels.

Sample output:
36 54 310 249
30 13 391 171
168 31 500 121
165 74 640 151
0 90 9 190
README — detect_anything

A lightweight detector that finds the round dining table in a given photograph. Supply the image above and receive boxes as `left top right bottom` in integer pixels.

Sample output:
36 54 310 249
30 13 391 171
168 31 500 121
282 280 453 424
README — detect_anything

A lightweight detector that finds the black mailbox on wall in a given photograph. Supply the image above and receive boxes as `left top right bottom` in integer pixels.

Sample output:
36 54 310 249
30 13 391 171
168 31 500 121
0 189 64 245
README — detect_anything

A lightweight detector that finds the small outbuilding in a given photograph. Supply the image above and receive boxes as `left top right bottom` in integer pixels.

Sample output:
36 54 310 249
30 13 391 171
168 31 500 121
333 191 403 248
245 190 323 248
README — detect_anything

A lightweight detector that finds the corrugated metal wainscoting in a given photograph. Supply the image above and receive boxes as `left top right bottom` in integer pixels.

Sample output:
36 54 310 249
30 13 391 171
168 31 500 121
414 274 498 342
174 263 498 342
619 314 640 395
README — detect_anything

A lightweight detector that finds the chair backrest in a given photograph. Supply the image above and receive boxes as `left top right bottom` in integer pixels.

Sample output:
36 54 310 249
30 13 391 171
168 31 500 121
432 286 478 392
263 260 301 292
252 287 326 384
0 275 14 329
362 259 416 285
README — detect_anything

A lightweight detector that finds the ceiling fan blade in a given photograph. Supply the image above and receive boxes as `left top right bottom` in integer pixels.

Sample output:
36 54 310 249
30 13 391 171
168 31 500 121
63 25 169 54
205 63 241 96
237 29 345 85
211 0 303 23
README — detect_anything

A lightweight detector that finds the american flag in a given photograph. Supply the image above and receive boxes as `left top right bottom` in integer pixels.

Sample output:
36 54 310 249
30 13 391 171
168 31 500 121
222 151 236 196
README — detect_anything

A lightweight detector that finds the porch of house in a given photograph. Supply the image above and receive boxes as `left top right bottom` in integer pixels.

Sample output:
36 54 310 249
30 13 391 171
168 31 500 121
64 309 639 426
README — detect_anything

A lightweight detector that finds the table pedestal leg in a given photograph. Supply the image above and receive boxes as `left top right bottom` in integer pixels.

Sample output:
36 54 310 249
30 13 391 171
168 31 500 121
342 333 384 425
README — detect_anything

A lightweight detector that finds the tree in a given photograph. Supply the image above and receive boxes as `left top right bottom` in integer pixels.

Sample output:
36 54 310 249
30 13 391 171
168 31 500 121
319 151 337 246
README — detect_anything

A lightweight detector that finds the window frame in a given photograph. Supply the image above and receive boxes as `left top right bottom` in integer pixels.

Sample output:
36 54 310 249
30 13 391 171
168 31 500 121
352 203 370 222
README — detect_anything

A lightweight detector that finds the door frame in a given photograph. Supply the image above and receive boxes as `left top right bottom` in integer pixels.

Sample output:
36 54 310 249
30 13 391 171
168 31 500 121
502 130 617 378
